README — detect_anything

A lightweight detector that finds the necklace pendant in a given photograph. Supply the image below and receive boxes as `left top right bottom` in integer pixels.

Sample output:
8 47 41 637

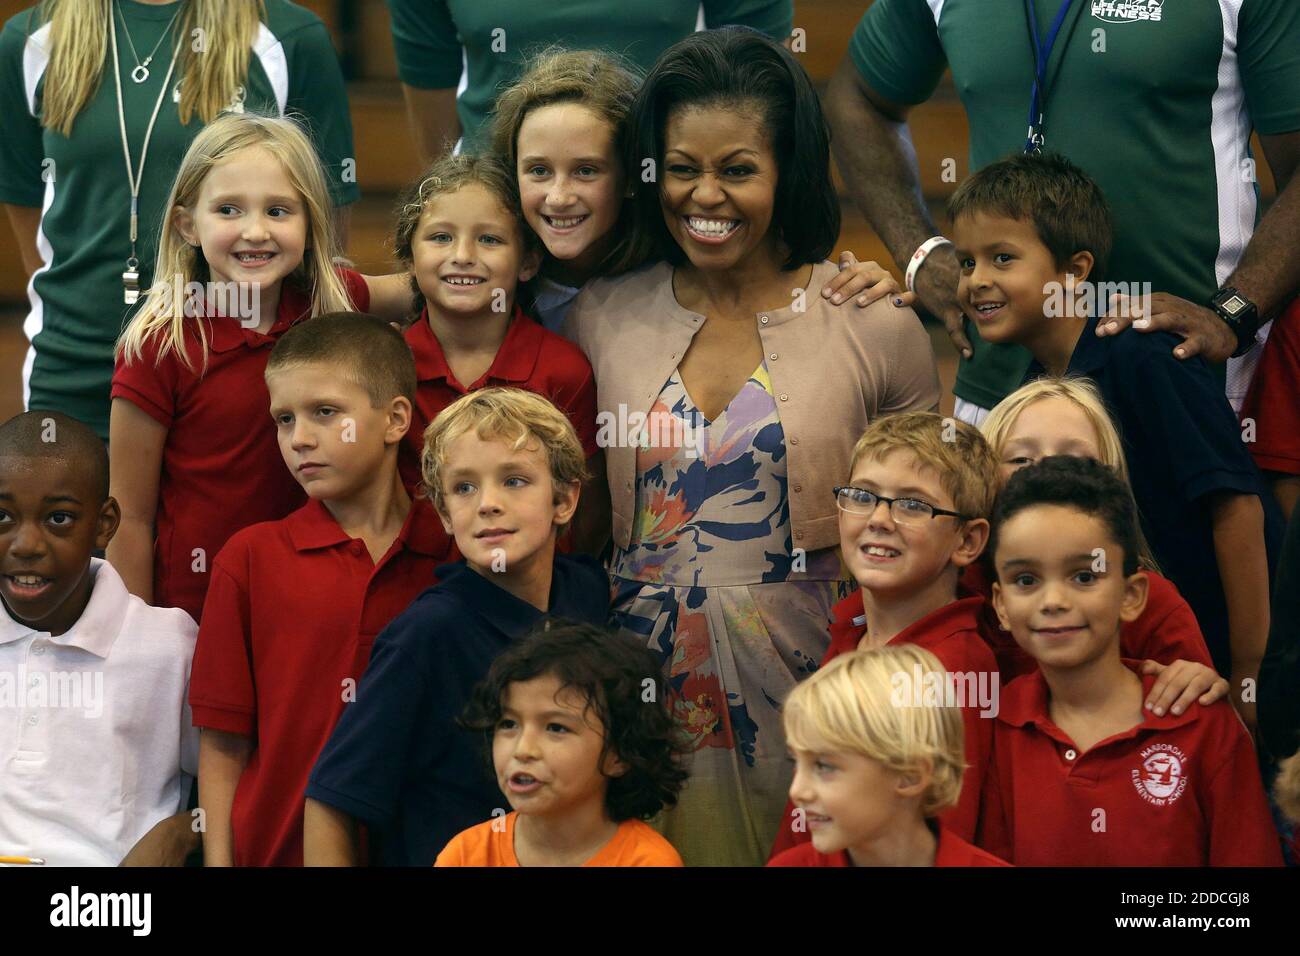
131 64 149 84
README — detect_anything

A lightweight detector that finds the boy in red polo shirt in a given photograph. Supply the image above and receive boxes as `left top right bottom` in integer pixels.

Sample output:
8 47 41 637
190 314 442 867
771 411 1000 859
979 456 1282 866
391 153 600 554
769 644 1008 868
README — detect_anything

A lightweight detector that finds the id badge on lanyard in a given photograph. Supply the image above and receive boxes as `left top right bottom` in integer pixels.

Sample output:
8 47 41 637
1024 0 1078 153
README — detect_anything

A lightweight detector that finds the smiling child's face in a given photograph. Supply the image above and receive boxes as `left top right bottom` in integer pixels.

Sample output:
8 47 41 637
0 456 118 636
991 504 1148 672
492 672 624 819
516 103 625 267
952 211 1063 347
409 183 540 319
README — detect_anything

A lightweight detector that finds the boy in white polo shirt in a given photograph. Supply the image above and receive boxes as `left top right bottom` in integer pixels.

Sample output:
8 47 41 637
0 411 198 866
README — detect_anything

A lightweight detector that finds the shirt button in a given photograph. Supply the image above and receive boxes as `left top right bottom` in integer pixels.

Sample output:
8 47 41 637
1064 749 1077 761
27 715 37 725
350 541 364 556
779 394 788 402
32 644 44 656
30 675 39 686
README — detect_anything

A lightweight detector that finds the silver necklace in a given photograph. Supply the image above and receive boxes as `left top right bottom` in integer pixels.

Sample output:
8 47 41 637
113 0 182 84
109 6 181 303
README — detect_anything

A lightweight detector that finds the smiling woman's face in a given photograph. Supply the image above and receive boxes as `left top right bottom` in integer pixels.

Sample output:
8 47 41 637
659 104 781 273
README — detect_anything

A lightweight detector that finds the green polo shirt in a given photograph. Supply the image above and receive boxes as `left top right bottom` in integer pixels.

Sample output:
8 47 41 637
850 0 1300 409
0 0 359 438
386 0 794 149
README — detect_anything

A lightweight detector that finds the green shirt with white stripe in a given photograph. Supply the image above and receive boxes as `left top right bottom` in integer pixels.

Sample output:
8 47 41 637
0 0 359 438
850 0 1300 409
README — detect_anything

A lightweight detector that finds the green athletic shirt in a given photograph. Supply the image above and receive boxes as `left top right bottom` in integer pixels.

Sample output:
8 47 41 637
0 0 359 439
850 0 1300 409
386 0 794 149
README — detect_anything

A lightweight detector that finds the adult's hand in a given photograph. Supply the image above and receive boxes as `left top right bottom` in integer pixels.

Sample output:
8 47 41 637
913 248 971 358
1097 292 1237 363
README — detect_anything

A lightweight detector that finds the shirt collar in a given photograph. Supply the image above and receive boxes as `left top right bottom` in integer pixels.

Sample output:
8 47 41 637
284 496 446 557
204 278 308 354
997 658 1198 736
405 305 542 386
431 559 548 637
0 559 128 658
826 592 985 658
1026 315 1106 380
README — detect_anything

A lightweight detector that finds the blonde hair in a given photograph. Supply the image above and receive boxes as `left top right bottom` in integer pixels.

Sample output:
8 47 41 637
848 411 999 520
421 387 590 518
1274 749 1300 827
36 0 266 136
981 377 1159 570
116 112 352 371
784 644 966 818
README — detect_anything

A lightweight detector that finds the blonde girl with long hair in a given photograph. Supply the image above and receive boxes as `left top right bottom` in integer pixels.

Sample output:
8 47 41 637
975 376 1232 720
0 0 358 439
106 112 407 624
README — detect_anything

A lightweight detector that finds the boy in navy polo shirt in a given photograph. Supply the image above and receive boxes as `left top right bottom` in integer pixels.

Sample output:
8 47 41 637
190 315 444 867
303 387 609 866
949 153 1281 726
978 457 1281 866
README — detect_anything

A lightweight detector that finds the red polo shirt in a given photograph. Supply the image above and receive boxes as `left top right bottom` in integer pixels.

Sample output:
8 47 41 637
189 495 441 867
769 594 997 859
976 661 1283 867
767 820 1010 867
961 562 1216 682
110 270 370 623
398 305 599 494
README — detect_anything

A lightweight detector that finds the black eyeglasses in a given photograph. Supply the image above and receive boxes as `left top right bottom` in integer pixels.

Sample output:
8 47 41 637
832 486 969 524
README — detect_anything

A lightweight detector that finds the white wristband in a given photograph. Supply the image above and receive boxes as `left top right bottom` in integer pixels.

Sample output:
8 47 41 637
905 236 953 293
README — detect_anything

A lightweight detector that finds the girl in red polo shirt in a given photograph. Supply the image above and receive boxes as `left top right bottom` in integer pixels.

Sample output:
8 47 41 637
107 112 410 624
977 377 1232 718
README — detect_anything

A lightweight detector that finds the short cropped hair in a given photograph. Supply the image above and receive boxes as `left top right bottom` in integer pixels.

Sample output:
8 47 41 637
460 620 689 822
0 410 108 504
947 151 1113 282
989 455 1141 577
783 644 966 818
265 312 417 408
421 386 589 514
849 411 999 521
619 26 839 273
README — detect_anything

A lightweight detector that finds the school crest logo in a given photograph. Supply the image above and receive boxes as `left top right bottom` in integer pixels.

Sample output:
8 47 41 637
1131 743 1188 806
1091 0 1163 23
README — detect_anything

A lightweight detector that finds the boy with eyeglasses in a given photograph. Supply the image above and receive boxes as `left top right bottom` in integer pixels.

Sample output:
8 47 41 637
769 411 1000 859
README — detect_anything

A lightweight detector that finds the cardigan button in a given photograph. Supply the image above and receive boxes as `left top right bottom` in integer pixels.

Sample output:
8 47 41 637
793 484 802 493
779 394 788 402
795 531 804 540
769 353 778 361
790 437 798 444
760 316 769 324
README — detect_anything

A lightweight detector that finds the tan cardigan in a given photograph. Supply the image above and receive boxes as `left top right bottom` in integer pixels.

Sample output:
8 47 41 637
564 260 941 552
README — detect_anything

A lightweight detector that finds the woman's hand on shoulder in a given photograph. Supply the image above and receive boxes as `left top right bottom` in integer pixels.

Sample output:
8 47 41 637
821 250 915 309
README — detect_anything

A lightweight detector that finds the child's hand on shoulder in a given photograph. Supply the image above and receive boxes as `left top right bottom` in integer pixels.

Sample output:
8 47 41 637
1140 658 1230 717
821 251 916 309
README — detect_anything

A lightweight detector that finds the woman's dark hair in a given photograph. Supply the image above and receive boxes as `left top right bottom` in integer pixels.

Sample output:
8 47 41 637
460 620 689 822
989 456 1141 577
614 26 840 273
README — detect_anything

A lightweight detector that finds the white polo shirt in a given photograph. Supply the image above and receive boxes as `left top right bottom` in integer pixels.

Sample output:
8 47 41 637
0 559 198 866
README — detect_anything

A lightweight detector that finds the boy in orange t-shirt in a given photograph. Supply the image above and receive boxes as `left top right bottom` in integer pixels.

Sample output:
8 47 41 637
436 622 687 867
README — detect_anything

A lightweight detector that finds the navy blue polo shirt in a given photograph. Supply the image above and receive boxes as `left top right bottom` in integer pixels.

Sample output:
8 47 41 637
304 553 612 866
1024 317 1282 675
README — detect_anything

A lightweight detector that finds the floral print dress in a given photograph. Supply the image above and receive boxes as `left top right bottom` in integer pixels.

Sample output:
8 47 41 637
610 362 853 867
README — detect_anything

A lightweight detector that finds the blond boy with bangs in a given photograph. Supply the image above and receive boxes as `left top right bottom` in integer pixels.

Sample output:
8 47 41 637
769 644 1009 867
304 387 612 866
770 411 1000 858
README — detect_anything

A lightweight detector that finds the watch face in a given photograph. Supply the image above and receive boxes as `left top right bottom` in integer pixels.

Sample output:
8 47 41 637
1222 294 1248 316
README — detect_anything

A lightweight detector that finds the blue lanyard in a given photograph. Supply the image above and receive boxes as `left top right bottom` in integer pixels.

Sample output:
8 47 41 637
1024 0 1076 153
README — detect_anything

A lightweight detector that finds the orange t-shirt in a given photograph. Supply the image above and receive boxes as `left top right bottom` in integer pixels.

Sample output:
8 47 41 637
435 812 683 867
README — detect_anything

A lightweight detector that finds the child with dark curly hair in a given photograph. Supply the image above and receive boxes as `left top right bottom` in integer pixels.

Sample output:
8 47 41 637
436 621 688 866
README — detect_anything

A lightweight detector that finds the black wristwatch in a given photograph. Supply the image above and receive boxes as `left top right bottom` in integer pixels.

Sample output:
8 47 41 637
1210 287 1261 358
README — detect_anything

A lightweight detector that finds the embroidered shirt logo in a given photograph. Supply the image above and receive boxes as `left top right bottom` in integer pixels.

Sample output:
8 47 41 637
1132 743 1188 806
1091 0 1163 23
